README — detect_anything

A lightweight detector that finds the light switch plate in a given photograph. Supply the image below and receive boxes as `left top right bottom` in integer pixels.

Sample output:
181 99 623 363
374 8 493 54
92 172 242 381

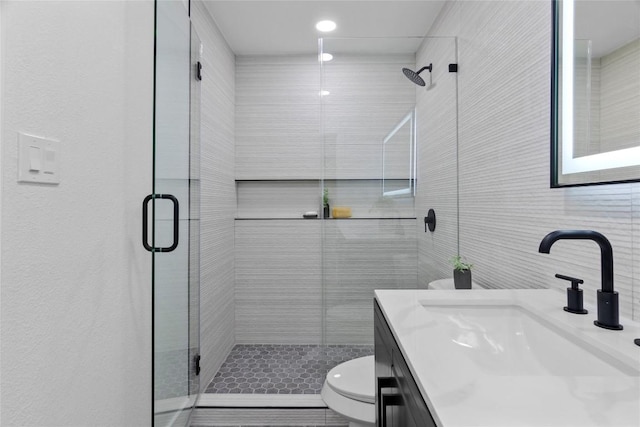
18 132 60 184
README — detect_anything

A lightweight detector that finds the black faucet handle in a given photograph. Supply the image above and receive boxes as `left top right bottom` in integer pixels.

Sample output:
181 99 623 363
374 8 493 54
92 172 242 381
555 274 588 315
554 274 584 288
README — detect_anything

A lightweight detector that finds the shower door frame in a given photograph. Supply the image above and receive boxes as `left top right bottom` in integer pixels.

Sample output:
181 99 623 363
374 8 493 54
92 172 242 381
150 0 201 425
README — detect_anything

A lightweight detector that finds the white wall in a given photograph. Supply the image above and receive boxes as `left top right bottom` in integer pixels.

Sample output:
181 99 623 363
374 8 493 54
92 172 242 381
191 0 237 391
1 1 153 425
424 0 639 320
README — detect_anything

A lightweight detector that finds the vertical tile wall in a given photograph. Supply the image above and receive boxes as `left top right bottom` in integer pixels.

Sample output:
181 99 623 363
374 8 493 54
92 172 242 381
235 55 322 179
322 53 416 179
192 1 237 390
321 51 419 345
414 36 460 287
234 55 323 344
234 53 420 345
423 0 639 320
323 220 418 344
633 186 639 317
235 220 323 344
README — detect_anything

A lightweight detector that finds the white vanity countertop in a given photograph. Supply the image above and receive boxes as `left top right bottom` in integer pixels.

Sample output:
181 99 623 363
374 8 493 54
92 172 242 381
375 289 640 426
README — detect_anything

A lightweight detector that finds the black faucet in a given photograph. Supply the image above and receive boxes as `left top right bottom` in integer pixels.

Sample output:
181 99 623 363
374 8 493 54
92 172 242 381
538 230 623 331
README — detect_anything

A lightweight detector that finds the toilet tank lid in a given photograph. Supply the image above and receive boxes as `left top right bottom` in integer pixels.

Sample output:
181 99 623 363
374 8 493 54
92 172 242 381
325 355 375 404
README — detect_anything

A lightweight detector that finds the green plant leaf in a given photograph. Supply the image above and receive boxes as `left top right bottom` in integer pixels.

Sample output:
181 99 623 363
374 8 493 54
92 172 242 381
450 255 473 271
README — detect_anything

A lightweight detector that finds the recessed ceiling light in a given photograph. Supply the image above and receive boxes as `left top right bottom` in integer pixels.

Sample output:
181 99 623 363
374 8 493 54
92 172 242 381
316 20 336 32
320 53 333 62
319 90 330 97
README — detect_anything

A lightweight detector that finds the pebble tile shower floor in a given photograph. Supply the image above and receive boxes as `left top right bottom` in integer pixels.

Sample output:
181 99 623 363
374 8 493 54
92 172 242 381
205 344 374 394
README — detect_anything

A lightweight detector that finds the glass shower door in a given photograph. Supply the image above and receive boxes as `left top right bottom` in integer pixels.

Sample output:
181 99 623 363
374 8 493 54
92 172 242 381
319 37 422 350
318 35 458 361
150 1 200 426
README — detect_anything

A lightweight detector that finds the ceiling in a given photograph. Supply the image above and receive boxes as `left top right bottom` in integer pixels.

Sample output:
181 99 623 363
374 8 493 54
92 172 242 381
202 1 447 55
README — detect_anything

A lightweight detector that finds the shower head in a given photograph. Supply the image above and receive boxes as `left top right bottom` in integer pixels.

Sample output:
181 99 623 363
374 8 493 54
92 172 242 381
402 64 432 86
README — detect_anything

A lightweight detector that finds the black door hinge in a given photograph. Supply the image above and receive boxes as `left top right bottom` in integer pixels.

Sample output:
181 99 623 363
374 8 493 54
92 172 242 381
194 354 201 376
196 62 202 81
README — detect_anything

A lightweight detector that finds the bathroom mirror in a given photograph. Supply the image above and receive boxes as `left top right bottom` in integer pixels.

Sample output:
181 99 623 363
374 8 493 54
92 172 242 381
552 0 640 187
382 109 416 196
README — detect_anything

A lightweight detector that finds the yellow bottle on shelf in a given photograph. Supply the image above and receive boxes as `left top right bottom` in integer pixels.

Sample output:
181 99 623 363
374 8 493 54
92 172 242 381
332 206 352 218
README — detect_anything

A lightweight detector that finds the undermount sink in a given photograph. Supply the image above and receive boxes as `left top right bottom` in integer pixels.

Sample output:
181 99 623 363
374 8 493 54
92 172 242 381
419 300 640 378
376 289 640 426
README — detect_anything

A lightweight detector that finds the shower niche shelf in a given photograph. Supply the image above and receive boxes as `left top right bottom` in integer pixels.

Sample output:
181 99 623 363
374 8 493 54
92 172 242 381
235 179 415 220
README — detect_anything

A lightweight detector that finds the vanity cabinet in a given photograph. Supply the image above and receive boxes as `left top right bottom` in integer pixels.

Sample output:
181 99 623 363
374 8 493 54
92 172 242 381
374 300 436 427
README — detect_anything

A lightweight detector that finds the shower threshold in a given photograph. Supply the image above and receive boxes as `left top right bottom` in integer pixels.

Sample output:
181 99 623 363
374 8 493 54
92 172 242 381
198 392 326 409
195 393 350 427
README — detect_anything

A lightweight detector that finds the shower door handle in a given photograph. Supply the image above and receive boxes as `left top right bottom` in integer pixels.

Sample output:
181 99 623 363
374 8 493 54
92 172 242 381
142 194 179 252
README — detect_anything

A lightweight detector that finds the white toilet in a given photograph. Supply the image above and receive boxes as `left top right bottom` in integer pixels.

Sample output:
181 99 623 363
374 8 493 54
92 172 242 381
321 355 375 427
322 281 486 425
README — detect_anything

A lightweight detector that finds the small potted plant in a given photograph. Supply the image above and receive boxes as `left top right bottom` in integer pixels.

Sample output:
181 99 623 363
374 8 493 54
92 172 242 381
451 255 473 289
323 188 330 218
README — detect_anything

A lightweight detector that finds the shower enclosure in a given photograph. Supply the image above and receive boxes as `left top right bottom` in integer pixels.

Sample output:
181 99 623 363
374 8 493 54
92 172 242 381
319 37 423 347
205 35 458 407
151 1 201 426
319 35 459 349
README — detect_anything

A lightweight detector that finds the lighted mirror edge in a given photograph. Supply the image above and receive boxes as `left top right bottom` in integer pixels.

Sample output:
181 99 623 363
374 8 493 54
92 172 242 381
383 110 413 146
561 0 574 166
382 109 416 197
563 146 640 174
551 0 640 187
384 188 413 197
